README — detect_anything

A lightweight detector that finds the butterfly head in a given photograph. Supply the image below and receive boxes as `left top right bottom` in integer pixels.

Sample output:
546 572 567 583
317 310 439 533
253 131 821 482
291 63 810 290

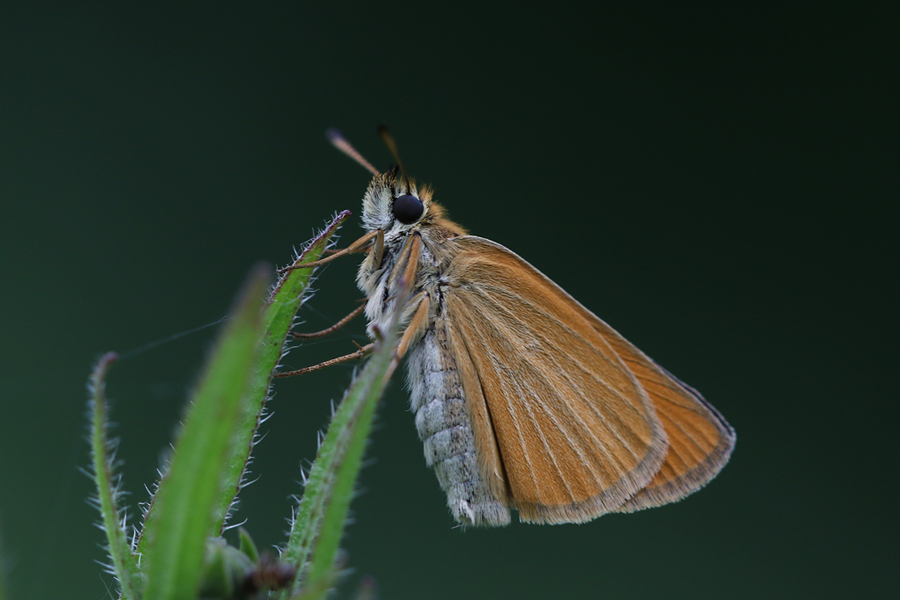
325 128 466 240
361 167 464 241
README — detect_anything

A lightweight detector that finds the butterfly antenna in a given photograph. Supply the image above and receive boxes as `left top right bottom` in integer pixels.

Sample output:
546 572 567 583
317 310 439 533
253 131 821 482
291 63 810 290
378 125 412 191
326 128 380 176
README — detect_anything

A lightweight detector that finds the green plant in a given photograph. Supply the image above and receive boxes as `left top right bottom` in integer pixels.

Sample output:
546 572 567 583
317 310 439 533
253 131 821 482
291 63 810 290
87 212 398 599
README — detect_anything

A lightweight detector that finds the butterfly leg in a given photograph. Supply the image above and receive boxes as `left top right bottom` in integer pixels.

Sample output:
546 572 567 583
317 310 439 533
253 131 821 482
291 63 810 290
276 291 426 380
387 233 421 294
381 232 428 379
322 228 384 263
275 231 387 374
273 342 375 378
278 229 379 273
372 228 385 269
289 302 366 339
384 292 430 381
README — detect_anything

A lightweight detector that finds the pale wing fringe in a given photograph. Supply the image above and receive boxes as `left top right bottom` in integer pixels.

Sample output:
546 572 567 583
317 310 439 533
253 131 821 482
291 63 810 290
580 296 735 510
613 364 735 511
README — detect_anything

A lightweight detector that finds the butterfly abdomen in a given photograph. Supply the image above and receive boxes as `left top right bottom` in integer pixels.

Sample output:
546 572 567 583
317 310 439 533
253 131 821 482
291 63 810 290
405 321 511 527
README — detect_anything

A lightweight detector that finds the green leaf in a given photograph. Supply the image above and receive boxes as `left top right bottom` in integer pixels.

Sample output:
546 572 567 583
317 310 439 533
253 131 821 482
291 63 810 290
196 537 255 600
238 527 259 564
141 265 270 600
215 210 352 528
87 351 143 599
138 211 349 557
280 296 404 600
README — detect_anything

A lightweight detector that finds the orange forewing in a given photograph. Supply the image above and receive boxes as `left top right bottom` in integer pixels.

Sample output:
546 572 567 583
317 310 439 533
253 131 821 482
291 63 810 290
596 338 736 511
441 237 670 523
553 275 736 510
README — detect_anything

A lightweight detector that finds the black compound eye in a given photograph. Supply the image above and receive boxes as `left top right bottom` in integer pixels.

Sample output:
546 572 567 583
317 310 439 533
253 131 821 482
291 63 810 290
392 194 424 224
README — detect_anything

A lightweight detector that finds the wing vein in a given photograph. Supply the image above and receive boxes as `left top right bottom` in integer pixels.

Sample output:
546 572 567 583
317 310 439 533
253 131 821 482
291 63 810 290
472 286 648 464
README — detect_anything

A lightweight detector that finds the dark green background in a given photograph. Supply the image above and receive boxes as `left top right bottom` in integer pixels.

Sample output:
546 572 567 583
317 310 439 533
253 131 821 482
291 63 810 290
1 3 895 599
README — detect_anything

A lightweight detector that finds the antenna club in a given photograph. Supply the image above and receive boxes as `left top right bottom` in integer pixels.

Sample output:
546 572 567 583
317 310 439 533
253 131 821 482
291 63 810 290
325 127 380 176
325 127 344 143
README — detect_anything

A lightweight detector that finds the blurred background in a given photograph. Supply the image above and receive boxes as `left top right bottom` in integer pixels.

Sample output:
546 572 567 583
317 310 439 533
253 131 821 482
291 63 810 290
1 2 896 599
